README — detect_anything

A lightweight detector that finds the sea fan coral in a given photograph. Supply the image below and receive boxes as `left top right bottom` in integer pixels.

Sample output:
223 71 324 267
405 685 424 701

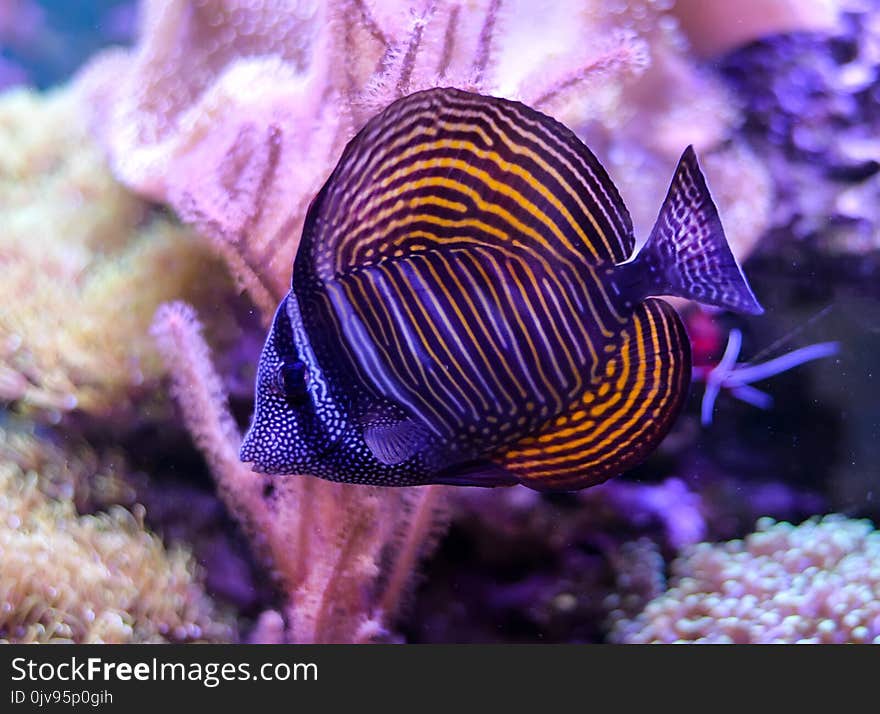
151 301 447 643
80 0 771 322
609 515 880 644
0 459 234 644
0 85 234 419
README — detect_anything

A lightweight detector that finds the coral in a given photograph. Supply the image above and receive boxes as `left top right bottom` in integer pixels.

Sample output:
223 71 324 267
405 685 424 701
609 515 880 644
672 0 841 58
0 419 139 513
401 463 830 642
719 7 880 254
402 477 704 642
79 0 770 323
585 478 706 550
603 538 666 626
151 301 448 643
0 458 234 643
52 0 804 643
0 85 235 420
574 20 771 262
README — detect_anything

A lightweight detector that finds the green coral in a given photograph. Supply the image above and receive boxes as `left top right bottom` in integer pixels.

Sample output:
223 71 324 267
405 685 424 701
0 86 234 418
0 451 235 644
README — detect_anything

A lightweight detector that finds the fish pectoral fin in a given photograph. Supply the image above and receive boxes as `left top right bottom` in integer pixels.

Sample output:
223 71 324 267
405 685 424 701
362 418 426 466
429 460 519 488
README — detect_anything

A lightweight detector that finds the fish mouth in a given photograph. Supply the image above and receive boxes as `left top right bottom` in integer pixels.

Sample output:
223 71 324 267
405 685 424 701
239 433 258 464
239 432 274 474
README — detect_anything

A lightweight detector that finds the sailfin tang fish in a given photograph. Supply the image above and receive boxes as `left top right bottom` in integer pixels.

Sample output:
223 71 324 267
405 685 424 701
240 87 763 491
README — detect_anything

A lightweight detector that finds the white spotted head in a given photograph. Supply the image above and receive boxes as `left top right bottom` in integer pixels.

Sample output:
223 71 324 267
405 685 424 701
240 294 334 475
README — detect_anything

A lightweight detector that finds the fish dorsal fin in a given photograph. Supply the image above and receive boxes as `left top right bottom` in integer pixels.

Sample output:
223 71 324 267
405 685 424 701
298 86 634 285
362 416 426 466
624 146 763 315
498 299 690 491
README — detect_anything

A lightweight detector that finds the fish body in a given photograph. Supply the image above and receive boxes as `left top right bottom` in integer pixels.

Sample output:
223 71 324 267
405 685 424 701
240 87 762 491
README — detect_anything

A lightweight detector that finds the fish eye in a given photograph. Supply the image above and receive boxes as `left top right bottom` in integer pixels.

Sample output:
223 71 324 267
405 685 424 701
275 360 308 404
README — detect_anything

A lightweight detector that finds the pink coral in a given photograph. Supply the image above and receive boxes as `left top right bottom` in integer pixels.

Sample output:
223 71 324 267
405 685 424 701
610 515 880 644
77 0 692 322
150 301 447 643
79 1 774 317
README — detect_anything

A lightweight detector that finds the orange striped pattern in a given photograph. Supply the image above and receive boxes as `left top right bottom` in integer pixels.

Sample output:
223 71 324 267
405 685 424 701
499 299 690 490
293 88 690 489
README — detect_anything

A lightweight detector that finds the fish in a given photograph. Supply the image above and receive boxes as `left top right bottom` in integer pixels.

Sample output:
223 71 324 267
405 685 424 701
239 87 763 491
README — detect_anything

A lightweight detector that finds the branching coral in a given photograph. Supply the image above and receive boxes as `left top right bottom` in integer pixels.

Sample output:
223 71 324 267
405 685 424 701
79 0 771 323
0 459 234 643
0 86 234 420
151 302 448 643
609 515 880 644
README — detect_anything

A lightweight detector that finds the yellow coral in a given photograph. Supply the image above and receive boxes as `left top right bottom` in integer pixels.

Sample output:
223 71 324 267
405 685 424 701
0 420 139 513
0 461 234 644
0 86 233 419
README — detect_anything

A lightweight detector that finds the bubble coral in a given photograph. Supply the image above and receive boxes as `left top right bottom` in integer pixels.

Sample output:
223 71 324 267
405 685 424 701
0 85 233 420
609 515 880 644
0 458 234 644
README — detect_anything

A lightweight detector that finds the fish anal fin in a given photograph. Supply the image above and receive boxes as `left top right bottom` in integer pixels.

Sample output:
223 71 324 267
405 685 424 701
363 417 426 466
430 460 519 488
498 299 691 491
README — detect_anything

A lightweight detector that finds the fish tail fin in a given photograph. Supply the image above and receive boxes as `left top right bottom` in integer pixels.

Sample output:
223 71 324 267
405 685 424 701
618 146 763 315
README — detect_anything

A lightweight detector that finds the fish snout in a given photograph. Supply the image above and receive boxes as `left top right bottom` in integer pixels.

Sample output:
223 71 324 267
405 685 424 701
239 425 283 473
239 430 259 464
